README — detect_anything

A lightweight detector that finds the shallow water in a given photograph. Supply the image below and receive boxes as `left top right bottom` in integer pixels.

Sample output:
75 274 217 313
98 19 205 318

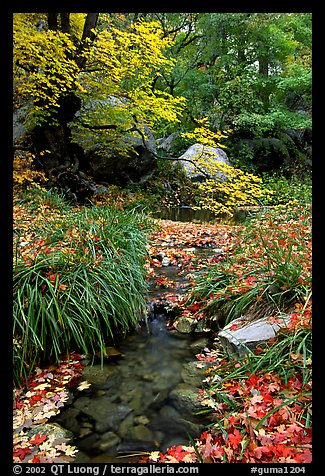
153 206 248 225
54 316 211 463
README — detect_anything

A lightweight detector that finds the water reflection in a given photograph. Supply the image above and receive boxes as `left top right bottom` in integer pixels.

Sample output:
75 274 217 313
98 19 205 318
153 206 248 225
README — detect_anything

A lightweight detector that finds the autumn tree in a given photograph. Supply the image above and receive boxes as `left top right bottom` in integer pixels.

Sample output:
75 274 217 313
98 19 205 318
13 13 185 199
179 118 272 215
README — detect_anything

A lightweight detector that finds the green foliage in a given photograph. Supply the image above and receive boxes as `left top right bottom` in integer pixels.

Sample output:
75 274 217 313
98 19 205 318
260 173 312 205
233 110 311 139
16 186 72 212
169 12 311 167
13 189 155 386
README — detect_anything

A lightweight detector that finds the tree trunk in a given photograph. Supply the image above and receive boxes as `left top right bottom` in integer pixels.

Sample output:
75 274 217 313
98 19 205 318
76 13 99 69
30 13 100 201
60 13 70 34
81 13 99 42
48 13 58 31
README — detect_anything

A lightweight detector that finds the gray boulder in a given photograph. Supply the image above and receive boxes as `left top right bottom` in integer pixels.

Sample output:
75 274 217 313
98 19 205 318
84 125 157 186
156 133 178 153
218 314 292 358
13 105 30 145
178 143 231 182
74 96 158 186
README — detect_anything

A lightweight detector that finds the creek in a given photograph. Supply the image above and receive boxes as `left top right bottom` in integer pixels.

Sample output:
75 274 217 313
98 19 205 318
52 215 225 463
153 205 249 225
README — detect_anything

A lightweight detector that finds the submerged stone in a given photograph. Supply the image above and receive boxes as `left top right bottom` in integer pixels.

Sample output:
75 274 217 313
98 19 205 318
174 316 197 333
116 439 158 454
181 360 214 387
95 431 121 452
81 365 120 389
169 383 205 414
26 422 73 442
126 424 154 441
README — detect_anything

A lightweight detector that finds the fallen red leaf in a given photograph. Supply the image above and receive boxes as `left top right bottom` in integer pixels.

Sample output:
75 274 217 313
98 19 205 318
13 447 32 461
29 434 47 445
167 445 192 461
28 394 43 405
228 428 242 449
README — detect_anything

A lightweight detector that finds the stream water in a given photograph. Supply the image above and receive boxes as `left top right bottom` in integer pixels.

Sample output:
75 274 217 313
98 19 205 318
154 206 249 225
53 243 215 463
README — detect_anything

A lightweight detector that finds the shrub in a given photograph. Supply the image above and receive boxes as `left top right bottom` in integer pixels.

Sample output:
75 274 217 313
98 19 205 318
260 172 312 206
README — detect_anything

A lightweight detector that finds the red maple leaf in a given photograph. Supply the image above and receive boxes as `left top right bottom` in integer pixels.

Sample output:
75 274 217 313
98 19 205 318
246 374 259 387
28 434 47 445
167 445 191 461
13 447 32 461
15 401 25 409
28 394 43 405
294 450 312 463
228 429 242 449
229 323 238 331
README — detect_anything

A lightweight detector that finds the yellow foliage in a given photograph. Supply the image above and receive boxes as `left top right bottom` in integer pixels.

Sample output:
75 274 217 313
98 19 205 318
181 118 270 215
181 117 229 148
13 14 186 136
70 13 87 39
79 19 186 130
13 14 80 123
13 152 48 190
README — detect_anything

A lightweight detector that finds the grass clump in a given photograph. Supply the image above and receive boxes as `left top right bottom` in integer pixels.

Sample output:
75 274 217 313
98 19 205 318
13 188 155 387
187 204 312 326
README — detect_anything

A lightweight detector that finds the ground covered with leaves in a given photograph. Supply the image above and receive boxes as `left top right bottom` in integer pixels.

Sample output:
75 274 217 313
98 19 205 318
13 353 86 463
13 196 312 464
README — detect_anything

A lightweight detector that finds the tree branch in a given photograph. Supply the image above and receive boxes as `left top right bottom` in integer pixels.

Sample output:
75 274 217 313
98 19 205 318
130 126 211 179
79 122 118 131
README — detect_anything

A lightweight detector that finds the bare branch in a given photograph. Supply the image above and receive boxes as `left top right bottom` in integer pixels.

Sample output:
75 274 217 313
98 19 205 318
79 122 118 131
130 126 211 179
